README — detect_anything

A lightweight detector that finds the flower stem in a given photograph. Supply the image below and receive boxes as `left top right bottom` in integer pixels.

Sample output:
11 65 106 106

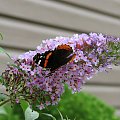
0 99 10 106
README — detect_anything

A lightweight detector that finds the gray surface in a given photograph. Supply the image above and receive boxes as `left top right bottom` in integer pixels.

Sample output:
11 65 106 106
0 0 120 114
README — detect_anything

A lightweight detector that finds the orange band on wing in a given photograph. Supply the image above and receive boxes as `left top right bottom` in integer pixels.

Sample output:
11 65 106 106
69 54 76 63
44 52 52 67
57 44 72 51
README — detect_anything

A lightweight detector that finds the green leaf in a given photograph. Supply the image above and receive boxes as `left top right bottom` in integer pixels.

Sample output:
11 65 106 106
0 47 5 53
1 103 24 120
25 107 39 120
42 113 56 120
20 100 29 112
0 93 8 102
0 106 7 115
66 115 70 120
0 33 3 40
0 47 11 60
0 76 4 83
57 109 64 120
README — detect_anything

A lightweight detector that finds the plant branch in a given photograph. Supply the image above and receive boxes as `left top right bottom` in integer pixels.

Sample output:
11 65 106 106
0 99 10 106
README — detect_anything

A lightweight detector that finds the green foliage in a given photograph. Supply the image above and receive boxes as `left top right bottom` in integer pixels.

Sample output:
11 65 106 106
107 41 120 65
39 87 120 120
0 76 4 83
20 100 29 112
42 110 75 120
25 107 39 120
0 101 39 120
0 47 11 60
0 93 7 102
0 88 119 120
42 113 56 120
0 104 24 120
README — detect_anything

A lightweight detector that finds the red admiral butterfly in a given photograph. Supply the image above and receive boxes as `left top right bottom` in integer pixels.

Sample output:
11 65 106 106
33 44 76 71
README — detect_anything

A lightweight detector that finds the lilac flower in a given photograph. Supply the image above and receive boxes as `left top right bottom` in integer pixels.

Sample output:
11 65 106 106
1 33 120 109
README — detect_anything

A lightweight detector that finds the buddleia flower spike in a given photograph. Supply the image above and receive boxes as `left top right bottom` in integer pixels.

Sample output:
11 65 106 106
1 33 120 109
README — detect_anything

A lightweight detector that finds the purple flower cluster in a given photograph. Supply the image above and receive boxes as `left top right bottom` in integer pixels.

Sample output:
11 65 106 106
2 33 120 109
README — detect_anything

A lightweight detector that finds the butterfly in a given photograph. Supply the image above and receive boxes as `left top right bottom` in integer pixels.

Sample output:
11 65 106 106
33 44 76 71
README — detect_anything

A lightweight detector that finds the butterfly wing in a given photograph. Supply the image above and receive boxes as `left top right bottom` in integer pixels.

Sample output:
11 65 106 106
33 51 53 68
33 44 76 71
46 45 75 71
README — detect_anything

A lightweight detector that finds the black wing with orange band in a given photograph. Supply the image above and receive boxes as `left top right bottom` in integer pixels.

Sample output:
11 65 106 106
33 44 76 71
